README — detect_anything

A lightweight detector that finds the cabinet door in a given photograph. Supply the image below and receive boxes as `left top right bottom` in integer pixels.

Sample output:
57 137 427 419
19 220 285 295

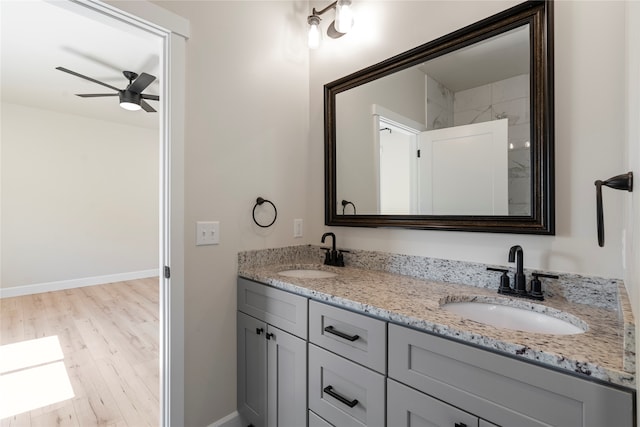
387 379 478 427
267 325 307 427
238 312 267 427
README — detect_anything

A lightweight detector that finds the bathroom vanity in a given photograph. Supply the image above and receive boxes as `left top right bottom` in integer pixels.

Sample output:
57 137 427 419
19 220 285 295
236 247 636 427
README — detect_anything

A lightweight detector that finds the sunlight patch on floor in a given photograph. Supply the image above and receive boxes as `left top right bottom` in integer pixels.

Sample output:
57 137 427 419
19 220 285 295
0 336 74 418
0 336 65 374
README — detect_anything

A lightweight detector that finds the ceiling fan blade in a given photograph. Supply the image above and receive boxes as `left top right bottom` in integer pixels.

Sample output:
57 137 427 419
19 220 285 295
56 66 121 92
140 100 156 113
128 72 156 94
76 93 119 98
141 94 159 101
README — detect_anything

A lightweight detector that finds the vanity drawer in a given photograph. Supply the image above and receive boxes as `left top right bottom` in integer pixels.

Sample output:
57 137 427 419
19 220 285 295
387 378 479 427
309 300 386 373
309 344 385 427
388 323 634 427
237 277 308 339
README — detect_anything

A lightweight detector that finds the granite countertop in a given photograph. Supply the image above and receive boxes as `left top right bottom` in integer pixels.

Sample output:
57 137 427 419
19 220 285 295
239 262 635 390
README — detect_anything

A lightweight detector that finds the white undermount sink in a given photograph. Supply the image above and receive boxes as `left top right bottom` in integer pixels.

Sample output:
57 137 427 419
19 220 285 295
277 269 338 279
442 301 587 335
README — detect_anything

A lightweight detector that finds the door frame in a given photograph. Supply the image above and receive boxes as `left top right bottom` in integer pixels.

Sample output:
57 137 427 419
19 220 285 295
64 1 188 425
372 105 426 213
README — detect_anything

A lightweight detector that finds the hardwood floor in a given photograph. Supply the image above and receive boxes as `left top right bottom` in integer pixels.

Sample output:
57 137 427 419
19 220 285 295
0 278 159 427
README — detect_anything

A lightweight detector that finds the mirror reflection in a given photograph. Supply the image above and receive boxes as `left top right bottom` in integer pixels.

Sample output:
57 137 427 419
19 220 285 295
336 25 531 216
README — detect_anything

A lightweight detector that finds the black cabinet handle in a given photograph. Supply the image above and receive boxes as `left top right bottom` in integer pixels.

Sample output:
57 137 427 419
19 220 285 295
256 328 264 335
324 325 360 342
454 423 467 427
323 385 358 408
265 332 274 340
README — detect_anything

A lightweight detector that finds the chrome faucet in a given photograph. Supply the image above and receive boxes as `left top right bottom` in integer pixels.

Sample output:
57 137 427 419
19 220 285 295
321 232 345 266
508 245 526 293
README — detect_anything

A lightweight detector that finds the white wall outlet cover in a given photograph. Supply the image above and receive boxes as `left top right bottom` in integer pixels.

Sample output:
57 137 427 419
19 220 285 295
294 219 303 238
196 221 220 246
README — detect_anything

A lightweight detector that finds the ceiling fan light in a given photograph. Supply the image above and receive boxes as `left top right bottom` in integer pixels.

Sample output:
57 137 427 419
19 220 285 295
120 101 141 111
119 91 142 111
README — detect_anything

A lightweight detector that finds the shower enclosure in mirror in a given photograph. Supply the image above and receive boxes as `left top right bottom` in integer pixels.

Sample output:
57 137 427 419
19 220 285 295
325 0 554 234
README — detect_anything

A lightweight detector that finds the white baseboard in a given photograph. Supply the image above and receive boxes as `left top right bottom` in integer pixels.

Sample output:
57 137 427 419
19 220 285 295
0 269 159 298
208 411 241 427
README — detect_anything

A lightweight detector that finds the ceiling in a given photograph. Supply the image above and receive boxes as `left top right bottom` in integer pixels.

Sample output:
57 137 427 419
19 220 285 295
1 0 161 130
421 25 530 92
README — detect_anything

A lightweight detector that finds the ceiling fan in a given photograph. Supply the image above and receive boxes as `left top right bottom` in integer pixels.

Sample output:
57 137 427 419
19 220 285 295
56 66 159 112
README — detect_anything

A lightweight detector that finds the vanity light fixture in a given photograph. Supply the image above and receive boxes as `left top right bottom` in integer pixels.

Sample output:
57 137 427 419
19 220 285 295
335 0 354 33
308 14 322 49
307 0 354 49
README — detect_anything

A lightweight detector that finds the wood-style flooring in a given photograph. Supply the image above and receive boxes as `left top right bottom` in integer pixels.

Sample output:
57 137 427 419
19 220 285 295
0 278 159 427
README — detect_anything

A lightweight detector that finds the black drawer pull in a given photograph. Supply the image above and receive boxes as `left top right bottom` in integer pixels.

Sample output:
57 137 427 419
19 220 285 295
454 423 467 427
324 325 359 342
323 385 358 408
266 332 274 340
256 328 264 335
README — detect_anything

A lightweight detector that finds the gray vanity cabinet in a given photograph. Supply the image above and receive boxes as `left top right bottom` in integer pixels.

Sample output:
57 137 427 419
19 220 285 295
237 277 634 427
237 278 308 427
388 323 635 427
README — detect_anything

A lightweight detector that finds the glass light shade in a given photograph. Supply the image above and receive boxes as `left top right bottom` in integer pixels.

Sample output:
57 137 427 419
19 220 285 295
308 16 322 49
120 101 141 111
335 0 354 34
119 91 142 111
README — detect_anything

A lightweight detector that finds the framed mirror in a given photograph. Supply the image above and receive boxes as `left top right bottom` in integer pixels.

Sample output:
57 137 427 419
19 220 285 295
325 0 554 234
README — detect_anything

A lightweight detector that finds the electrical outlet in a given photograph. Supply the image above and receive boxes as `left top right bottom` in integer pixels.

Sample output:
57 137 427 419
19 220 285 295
294 219 303 238
196 221 220 245
622 230 626 270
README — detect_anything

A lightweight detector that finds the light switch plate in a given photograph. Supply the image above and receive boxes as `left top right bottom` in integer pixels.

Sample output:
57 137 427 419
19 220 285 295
196 221 220 245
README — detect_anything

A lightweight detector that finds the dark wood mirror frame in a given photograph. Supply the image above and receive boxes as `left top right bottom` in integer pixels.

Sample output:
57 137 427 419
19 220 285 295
325 0 554 234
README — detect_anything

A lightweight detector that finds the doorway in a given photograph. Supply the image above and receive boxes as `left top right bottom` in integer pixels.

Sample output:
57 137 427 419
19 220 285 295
378 120 419 215
0 0 186 425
